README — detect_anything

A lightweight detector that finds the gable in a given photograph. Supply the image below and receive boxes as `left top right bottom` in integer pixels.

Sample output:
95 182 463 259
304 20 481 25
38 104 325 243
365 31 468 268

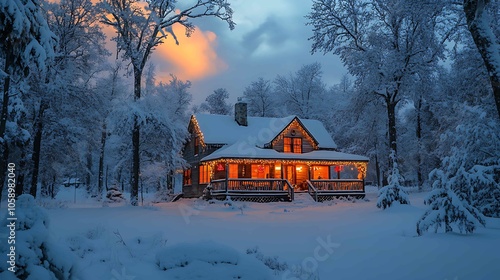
270 118 318 152
188 115 206 147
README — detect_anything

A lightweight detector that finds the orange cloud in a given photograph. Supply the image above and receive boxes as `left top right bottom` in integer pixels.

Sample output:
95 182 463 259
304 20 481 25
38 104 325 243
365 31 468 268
154 23 227 82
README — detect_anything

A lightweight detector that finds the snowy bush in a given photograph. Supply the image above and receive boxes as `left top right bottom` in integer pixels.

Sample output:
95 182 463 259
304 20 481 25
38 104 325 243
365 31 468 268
416 185 485 235
417 145 489 235
377 152 410 209
155 240 273 279
156 241 239 270
106 186 125 203
437 108 500 216
468 164 500 218
0 195 78 279
246 246 288 272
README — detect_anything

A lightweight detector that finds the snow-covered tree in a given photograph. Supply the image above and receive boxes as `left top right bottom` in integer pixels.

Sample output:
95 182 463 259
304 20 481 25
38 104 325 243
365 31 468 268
0 0 56 203
417 105 499 234
199 88 232 115
243 77 275 117
22 0 109 198
377 151 410 209
99 0 234 205
0 195 78 279
463 0 500 119
274 62 327 119
307 0 457 166
416 180 486 235
140 73 191 196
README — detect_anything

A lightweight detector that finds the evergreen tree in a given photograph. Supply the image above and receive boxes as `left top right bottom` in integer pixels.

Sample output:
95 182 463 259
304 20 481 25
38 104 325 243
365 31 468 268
377 151 410 209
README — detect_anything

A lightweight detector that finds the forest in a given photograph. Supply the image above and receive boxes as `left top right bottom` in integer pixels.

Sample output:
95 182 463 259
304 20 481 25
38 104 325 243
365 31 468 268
0 0 499 220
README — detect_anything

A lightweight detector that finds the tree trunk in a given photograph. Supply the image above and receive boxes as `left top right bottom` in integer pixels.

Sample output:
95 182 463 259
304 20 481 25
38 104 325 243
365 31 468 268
15 149 26 197
98 121 106 200
416 95 423 191
0 52 14 203
375 153 381 188
85 144 92 193
386 99 398 163
30 104 46 198
464 0 500 119
130 68 142 206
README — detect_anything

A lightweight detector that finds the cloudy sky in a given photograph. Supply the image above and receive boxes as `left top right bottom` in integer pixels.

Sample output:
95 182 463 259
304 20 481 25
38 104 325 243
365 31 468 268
148 0 347 105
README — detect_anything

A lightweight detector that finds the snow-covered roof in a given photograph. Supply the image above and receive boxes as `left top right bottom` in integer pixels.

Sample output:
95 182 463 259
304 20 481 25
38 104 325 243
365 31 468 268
201 141 368 162
193 114 337 149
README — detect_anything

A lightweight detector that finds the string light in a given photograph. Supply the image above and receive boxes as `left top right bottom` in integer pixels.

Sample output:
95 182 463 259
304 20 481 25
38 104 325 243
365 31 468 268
271 118 318 150
190 115 206 148
201 159 368 178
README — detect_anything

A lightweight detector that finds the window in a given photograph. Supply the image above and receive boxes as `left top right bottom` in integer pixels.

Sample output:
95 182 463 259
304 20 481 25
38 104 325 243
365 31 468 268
199 165 210 184
284 137 292 153
238 164 252 178
183 169 192 185
194 137 199 155
284 137 302 153
251 164 270 179
293 138 302 153
312 166 329 180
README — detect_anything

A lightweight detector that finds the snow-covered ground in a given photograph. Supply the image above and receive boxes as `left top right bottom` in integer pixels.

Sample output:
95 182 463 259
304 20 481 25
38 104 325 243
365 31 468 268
2 186 500 279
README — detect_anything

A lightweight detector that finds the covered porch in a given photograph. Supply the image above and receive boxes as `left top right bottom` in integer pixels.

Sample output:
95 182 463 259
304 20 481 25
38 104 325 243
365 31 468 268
202 157 368 202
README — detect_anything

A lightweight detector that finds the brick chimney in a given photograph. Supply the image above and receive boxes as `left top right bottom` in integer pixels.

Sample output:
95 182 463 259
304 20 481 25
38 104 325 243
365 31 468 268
234 98 247 126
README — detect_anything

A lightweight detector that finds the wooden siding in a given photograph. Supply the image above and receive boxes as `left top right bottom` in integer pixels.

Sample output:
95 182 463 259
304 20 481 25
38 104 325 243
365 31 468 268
182 120 222 198
273 121 315 153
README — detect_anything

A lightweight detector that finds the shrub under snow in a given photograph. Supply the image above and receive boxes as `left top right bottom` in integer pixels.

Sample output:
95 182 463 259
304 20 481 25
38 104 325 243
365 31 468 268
377 152 410 209
106 186 125 203
417 185 485 235
155 240 273 279
0 195 78 279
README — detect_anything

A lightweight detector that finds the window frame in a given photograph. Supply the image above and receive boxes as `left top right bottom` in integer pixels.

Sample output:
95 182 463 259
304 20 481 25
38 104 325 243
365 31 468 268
284 137 302 153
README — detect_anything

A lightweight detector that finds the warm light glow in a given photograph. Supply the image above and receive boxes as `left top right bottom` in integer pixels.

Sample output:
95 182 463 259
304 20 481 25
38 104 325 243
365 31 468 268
190 115 206 148
155 23 227 82
202 159 368 179
272 119 318 150
275 166 281 170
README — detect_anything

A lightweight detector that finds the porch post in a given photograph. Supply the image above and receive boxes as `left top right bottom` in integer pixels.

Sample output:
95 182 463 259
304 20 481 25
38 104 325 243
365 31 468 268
225 163 229 192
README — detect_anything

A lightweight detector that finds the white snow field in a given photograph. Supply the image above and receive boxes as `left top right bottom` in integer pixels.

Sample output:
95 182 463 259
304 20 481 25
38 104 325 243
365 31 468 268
2 186 500 280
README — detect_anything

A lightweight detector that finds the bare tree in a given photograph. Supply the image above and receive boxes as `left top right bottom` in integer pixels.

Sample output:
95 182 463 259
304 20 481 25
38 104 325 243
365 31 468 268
200 88 232 115
99 0 234 205
243 77 275 117
274 62 327 119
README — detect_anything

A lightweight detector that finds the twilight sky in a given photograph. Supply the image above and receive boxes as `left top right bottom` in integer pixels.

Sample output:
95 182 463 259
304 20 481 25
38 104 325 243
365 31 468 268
147 0 347 105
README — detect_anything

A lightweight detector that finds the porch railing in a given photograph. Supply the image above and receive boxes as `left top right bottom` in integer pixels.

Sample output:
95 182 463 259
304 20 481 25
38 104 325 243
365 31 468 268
307 179 365 202
309 179 364 192
208 178 294 201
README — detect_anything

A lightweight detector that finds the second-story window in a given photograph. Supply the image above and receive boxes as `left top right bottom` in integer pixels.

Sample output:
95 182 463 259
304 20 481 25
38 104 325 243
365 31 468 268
284 137 302 153
293 138 302 153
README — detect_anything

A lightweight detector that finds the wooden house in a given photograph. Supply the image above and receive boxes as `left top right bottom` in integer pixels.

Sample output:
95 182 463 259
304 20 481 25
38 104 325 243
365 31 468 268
182 101 369 202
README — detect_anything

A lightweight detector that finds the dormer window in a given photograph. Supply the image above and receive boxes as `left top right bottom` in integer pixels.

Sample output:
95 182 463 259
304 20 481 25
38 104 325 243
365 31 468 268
284 137 302 153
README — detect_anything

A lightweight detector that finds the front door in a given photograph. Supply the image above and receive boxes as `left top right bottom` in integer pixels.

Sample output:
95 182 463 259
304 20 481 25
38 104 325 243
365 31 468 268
285 165 295 185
